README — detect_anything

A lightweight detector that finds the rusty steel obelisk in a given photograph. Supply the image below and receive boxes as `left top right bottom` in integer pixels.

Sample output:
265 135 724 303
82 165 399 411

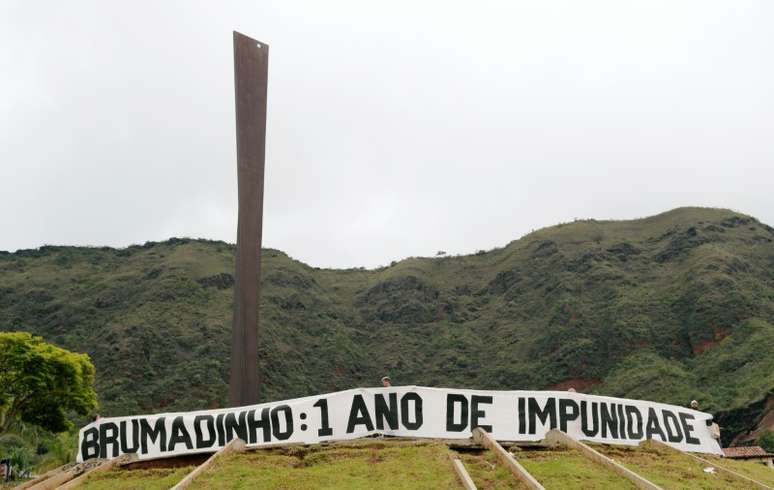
229 31 268 407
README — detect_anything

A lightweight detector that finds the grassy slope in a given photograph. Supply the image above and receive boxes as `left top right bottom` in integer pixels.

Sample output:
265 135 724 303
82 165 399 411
596 441 774 489
195 442 459 489
1 207 772 436
73 441 774 489
74 466 195 490
516 448 634 489
699 453 774 486
79 441 460 490
458 450 525 489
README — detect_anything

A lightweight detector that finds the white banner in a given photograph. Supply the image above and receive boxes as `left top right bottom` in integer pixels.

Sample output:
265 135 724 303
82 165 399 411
78 386 722 461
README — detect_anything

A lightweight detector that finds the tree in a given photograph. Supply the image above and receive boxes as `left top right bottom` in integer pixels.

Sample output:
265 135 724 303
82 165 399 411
0 332 98 434
759 430 774 453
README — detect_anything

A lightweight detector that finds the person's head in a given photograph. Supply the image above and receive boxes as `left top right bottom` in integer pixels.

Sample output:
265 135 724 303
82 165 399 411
690 400 699 410
381 376 392 387
567 387 577 393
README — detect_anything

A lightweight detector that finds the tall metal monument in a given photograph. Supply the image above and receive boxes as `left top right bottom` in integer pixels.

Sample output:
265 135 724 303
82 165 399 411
229 31 268 407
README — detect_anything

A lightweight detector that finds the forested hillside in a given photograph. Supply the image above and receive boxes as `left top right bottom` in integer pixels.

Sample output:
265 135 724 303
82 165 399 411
1 207 772 444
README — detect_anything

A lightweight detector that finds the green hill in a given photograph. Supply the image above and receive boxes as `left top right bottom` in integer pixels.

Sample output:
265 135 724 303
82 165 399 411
1 207 772 444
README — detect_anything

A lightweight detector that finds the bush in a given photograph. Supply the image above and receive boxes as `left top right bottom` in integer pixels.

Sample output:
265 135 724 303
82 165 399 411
8 445 34 480
758 430 774 453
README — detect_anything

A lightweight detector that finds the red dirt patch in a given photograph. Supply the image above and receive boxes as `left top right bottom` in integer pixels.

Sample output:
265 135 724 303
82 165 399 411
124 453 209 470
692 329 730 355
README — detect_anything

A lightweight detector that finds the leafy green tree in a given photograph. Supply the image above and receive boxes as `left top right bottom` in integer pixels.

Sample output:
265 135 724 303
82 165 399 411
758 430 774 453
0 332 98 434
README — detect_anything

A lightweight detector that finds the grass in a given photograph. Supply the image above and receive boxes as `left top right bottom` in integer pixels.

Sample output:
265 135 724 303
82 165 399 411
517 447 635 489
45 439 774 489
190 441 460 489
74 465 195 490
595 441 771 489
684 454 774 487
458 450 525 489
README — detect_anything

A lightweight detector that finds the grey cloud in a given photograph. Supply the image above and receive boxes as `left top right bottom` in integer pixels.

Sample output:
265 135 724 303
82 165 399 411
1 0 772 268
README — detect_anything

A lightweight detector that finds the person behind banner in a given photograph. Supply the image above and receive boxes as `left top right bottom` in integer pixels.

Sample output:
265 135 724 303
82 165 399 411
691 400 721 440
381 376 392 387
709 421 721 440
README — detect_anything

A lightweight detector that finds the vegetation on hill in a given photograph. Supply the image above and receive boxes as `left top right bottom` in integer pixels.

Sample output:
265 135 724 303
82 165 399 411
1 207 772 446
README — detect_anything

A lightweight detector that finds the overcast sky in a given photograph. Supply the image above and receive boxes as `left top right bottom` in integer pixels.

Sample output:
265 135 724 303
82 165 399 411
1 1 772 268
